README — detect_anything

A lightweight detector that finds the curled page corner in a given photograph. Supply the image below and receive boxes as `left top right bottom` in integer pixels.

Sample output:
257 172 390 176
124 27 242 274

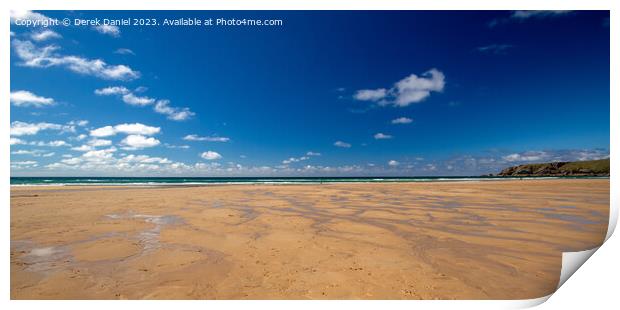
552 205 613 290
513 295 552 309
557 247 599 288
523 247 600 308
552 180 617 291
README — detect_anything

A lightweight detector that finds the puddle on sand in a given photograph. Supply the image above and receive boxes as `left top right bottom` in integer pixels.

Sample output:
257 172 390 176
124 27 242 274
105 213 184 253
11 241 72 273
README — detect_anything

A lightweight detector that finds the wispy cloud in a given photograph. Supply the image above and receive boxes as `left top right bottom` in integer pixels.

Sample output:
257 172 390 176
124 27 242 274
122 93 155 106
374 133 393 140
489 11 573 27
476 44 513 55
353 69 445 107
164 143 190 149
511 11 573 20
12 40 140 80
114 48 135 55
10 10 53 25
10 137 71 147
94 86 194 121
391 117 412 124
94 25 120 37
154 100 195 121
282 156 309 165
183 134 230 142
68 120 89 127
334 141 351 148
501 149 609 163
353 89 387 101
10 90 55 107
10 121 73 136
11 149 55 157
30 29 62 42
94 86 130 96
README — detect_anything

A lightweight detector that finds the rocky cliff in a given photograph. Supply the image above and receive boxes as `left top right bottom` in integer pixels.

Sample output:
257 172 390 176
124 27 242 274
496 158 609 177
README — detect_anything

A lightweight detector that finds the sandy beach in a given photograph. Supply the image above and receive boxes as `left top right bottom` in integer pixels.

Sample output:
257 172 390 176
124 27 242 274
10 179 609 299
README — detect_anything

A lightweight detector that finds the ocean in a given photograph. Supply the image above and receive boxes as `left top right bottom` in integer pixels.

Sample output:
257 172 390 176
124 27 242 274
9 176 606 186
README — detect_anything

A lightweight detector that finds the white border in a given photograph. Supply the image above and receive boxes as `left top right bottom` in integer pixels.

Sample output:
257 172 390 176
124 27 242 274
2 1 617 309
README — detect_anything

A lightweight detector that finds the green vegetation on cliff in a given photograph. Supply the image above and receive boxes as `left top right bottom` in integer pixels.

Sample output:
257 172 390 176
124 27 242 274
497 158 609 177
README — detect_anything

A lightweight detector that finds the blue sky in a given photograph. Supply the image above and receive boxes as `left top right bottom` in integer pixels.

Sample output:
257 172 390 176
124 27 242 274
10 10 610 176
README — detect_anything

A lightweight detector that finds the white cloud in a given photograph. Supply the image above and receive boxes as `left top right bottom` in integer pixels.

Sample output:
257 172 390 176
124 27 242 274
11 160 37 166
71 145 94 152
11 150 37 155
94 87 194 121
500 149 609 164
94 25 120 37
12 39 139 80
388 160 399 166
94 86 130 96
10 121 67 136
489 11 573 27
391 117 413 124
164 143 190 149
120 135 160 149
502 151 548 163
114 123 161 136
334 141 351 148
511 11 572 20
10 90 55 107
154 100 195 121
10 137 25 145
20 147 609 177
306 151 321 156
201 151 222 160
30 29 62 42
122 93 155 106
392 69 445 107
114 48 135 55
88 138 112 147
10 10 52 25
353 88 387 101
37 140 69 147
11 149 54 157
83 147 117 162
183 134 230 142
282 156 309 165
89 126 116 137
68 120 89 127
374 133 393 140
119 154 171 164
11 140 71 148
61 157 83 165
15 150 51 157
476 44 513 54
90 123 161 137
352 69 445 107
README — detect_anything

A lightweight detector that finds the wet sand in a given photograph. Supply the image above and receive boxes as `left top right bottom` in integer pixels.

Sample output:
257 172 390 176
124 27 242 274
10 179 609 299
